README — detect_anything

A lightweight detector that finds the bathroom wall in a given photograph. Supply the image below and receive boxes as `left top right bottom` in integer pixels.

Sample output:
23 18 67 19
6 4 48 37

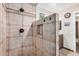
6 3 36 56
58 4 79 51
0 3 58 56
0 4 7 55
32 13 58 56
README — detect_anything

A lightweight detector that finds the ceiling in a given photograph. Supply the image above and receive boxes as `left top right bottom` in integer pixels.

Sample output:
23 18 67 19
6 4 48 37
56 3 78 11
37 3 79 12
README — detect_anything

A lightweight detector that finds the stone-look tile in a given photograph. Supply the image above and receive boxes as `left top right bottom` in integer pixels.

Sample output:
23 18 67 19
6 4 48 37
23 4 35 14
35 47 43 56
6 3 36 56
32 26 37 36
0 43 3 55
7 13 22 25
9 37 22 50
0 3 37 56
7 25 21 37
23 46 33 56
7 3 22 11
0 3 59 56
9 48 22 56
32 13 57 56
35 38 43 50
23 36 32 46
0 4 7 55
7 3 36 14
23 26 33 36
23 16 35 26
43 22 56 55
43 23 56 42
1 39 7 55
32 37 43 56
42 39 56 56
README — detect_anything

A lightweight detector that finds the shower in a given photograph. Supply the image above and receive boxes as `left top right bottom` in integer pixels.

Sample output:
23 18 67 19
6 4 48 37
0 3 59 56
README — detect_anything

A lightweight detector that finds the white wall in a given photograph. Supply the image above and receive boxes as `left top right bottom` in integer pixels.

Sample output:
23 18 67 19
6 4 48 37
58 4 79 51
36 3 57 20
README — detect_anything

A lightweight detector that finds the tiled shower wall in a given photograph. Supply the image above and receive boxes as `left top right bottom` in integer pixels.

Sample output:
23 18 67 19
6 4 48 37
0 4 7 55
6 4 36 56
32 13 58 56
6 13 35 56
0 3 59 56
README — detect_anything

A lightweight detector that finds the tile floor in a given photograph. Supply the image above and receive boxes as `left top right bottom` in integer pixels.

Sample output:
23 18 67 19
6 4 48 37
59 48 74 56
59 48 79 56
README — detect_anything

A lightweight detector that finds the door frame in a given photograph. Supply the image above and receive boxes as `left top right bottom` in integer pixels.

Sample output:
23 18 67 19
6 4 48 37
73 11 79 55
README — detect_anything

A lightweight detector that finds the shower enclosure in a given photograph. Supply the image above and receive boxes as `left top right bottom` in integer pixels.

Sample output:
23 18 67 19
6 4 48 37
0 3 59 56
32 13 59 56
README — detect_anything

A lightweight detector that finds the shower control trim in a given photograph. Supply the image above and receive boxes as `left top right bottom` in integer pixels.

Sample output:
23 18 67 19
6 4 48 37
19 28 24 33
